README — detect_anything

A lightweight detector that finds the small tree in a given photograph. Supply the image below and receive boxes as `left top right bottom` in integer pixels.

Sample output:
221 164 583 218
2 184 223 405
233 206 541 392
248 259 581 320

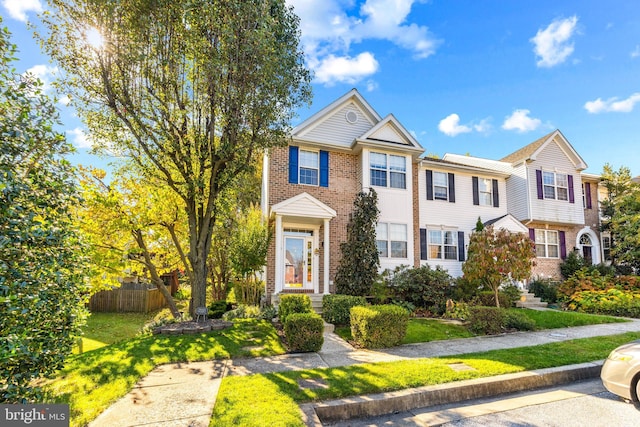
462 226 536 307
0 23 87 402
335 189 380 296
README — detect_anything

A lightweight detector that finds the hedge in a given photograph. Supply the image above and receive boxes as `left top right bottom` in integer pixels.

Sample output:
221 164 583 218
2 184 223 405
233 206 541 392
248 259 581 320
350 305 409 348
322 294 367 325
284 313 324 352
278 294 313 323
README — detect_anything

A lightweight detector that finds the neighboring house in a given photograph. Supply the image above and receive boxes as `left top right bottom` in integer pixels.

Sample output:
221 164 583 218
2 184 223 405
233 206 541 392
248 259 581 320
262 90 607 301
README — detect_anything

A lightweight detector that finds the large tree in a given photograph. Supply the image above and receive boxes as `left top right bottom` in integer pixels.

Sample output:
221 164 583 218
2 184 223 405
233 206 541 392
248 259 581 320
601 164 640 272
462 226 536 307
39 0 311 313
0 22 87 402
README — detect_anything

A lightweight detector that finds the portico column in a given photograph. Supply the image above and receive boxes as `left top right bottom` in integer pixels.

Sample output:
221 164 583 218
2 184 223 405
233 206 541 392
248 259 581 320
274 214 283 293
323 218 330 295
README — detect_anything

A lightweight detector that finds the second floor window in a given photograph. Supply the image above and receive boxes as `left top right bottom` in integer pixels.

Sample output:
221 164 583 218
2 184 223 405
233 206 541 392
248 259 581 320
288 146 329 187
433 171 449 200
370 152 406 189
542 171 568 201
299 150 319 185
376 223 408 258
478 178 493 206
535 229 559 258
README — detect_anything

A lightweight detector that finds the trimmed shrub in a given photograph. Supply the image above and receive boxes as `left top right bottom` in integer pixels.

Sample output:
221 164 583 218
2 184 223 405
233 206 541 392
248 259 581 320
284 313 324 352
278 294 313 323
467 306 506 335
222 304 262 321
350 305 409 348
568 289 640 318
500 284 522 307
557 268 611 299
384 264 453 314
504 310 536 331
208 300 231 319
322 294 367 325
471 291 512 309
528 278 559 304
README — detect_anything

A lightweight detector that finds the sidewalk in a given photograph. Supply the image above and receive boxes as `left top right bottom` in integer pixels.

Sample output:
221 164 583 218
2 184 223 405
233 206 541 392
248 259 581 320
89 319 640 427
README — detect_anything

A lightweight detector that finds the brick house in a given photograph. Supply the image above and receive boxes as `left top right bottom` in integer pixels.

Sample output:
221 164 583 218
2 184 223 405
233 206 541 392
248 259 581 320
261 90 605 302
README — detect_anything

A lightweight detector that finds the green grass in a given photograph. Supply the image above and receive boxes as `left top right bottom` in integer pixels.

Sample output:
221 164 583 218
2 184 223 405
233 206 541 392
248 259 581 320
45 319 285 427
210 331 640 427
514 308 627 329
76 312 156 353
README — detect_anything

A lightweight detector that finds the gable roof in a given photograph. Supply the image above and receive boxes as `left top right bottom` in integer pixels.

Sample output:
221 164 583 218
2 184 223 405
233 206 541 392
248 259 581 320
420 156 511 177
500 129 588 170
483 214 529 234
271 192 337 220
353 113 424 156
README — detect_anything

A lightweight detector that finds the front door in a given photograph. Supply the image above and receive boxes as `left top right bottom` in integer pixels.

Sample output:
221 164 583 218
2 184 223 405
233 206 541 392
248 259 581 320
284 232 314 290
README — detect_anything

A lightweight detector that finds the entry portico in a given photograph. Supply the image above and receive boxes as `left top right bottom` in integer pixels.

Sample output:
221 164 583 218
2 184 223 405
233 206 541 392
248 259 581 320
271 192 336 295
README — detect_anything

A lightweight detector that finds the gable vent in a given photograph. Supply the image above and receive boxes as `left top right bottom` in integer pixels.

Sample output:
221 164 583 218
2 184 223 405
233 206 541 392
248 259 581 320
345 110 358 124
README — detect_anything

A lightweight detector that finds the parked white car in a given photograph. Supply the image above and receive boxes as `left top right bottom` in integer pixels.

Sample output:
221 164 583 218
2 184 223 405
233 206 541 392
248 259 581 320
601 340 640 404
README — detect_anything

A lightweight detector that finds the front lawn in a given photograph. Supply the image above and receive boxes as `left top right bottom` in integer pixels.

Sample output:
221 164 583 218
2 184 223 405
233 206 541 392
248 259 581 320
45 319 285 427
211 331 640 427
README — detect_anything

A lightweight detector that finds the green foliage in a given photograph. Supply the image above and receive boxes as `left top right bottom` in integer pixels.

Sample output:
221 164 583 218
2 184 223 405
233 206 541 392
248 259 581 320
444 300 470 321
450 276 481 302
321 294 368 326
504 310 536 331
40 0 312 313
174 287 191 301
568 289 640 318
467 306 506 335
284 313 324 352
463 226 536 307
0 23 88 403
560 251 591 279
230 206 272 281
277 294 313 323
259 305 277 321
335 189 380 296
383 264 453 314
500 284 522 307
233 278 264 306
222 305 263 321
475 216 484 232
529 278 559 304
350 305 409 348
208 300 231 319
558 268 613 299
471 291 512 309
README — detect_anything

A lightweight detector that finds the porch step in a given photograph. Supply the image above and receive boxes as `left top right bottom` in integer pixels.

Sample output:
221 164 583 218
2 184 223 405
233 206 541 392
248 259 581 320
516 292 548 309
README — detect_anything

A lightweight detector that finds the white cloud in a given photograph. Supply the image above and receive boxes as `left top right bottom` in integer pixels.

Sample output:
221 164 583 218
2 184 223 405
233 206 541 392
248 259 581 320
365 79 378 92
313 53 379 85
631 45 640 58
287 0 439 85
531 16 579 68
438 114 472 137
58 94 71 106
584 93 640 113
2 0 42 22
473 118 492 134
66 128 92 149
502 109 541 133
23 64 58 91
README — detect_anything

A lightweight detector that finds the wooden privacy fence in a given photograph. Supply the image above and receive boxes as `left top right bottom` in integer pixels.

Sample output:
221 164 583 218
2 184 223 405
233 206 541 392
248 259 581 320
89 287 168 313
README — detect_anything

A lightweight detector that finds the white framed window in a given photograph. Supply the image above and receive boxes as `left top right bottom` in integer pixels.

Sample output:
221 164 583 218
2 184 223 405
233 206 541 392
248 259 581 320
602 235 612 262
478 178 493 206
299 149 319 185
428 229 457 260
535 229 559 258
370 152 406 189
376 223 407 258
543 171 568 201
433 171 448 200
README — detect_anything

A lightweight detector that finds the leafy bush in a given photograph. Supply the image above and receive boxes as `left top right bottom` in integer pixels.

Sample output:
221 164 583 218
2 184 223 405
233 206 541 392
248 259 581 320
529 278 559 304
568 289 640 318
444 300 470 321
504 310 536 331
233 278 264 306
560 251 591 279
500 284 522 307
322 294 367 325
174 286 191 301
208 300 231 319
284 313 324 352
277 294 313 323
558 269 614 300
471 291 512 309
467 306 506 335
259 305 277 321
450 276 481 302
350 305 409 348
222 305 262 321
384 265 453 314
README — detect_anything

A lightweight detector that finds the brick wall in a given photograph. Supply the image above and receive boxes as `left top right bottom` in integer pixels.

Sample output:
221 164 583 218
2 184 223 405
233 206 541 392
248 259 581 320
528 222 583 280
266 146 361 295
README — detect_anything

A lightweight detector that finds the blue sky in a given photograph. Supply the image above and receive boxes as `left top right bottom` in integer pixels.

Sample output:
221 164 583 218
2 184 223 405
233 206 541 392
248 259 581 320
3 0 640 176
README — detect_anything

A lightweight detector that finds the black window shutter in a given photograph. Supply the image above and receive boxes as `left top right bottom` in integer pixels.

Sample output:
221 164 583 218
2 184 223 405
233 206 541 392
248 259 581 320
568 175 575 203
559 231 567 259
492 179 499 207
426 170 433 200
448 173 455 203
420 228 427 260
585 182 592 209
457 231 465 261
536 170 543 199
472 176 479 205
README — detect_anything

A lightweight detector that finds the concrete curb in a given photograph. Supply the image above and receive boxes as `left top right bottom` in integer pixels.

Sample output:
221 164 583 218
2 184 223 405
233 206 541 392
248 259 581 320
301 360 604 426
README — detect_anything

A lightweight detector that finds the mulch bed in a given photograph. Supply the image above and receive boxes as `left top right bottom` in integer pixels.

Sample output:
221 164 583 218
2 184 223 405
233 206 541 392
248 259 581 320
153 319 233 335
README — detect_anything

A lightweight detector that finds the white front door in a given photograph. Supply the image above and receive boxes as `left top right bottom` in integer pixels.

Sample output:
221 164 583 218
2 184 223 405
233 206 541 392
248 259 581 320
284 233 314 290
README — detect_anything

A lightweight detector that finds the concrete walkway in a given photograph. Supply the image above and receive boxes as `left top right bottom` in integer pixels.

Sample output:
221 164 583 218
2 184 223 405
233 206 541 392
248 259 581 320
89 318 640 427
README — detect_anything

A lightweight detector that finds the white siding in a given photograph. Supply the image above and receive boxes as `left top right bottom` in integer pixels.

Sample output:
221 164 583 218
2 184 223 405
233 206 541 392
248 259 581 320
417 166 510 277
300 103 374 148
506 163 529 221
369 124 405 144
528 142 585 225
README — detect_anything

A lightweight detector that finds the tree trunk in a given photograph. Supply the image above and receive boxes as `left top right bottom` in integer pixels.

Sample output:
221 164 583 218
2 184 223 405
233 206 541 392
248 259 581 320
494 287 501 308
133 230 181 319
